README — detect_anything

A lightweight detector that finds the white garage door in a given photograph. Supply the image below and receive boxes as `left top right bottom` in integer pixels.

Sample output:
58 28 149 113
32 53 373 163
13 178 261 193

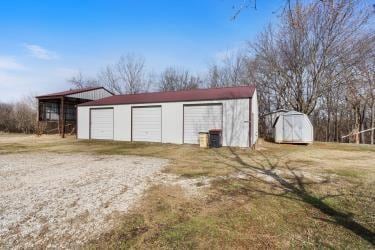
90 108 113 140
132 106 162 142
184 104 222 144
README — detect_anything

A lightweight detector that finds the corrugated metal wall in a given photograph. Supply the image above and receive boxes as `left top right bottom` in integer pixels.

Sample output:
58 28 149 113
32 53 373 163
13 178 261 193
67 88 112 100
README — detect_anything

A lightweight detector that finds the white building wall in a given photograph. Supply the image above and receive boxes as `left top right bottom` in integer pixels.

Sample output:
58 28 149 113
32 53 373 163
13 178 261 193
161 103 183 144
221 99 250 147
114 105 131 141
77 97 257 147
77 106 90 139
251 90 259 145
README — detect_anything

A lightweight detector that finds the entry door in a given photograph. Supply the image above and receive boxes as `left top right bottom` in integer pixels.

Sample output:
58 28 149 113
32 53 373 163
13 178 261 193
183 104 222 144
132 106 162 142
90 108 114 140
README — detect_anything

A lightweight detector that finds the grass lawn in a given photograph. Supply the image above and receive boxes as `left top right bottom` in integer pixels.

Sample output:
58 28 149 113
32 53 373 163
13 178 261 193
1 134 374 249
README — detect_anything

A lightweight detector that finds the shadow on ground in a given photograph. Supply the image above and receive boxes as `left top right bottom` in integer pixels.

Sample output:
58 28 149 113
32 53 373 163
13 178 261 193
215 148 374 246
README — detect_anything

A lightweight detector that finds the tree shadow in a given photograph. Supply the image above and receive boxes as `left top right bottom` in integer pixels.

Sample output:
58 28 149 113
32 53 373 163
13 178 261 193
214 147 374 245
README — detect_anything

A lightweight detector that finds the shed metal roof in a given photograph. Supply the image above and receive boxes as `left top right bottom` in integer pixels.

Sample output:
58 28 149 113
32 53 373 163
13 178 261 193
36 86 113 99
79 85 256 106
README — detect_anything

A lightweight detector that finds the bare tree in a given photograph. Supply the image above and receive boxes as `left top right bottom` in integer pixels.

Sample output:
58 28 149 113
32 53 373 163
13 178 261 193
69 54 151 94
345 34 375 143
98 65 120 93
251 0 371 115
159 67 201 91
13 101 36 134
207 51 250 88
0 102 15 132
68 71 100 89
0 94 37 134
116 54 149 94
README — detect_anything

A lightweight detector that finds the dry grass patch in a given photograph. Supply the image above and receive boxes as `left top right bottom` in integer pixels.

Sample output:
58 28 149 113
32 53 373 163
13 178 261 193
87 185 282 249
1 134 374 248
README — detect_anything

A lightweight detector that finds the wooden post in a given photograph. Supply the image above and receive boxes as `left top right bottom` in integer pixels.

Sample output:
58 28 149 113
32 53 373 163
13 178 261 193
60 97 65 138
37 99 40 135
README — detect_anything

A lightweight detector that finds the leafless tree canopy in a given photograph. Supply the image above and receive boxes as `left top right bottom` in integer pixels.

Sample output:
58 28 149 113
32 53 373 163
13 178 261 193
98 54 150 94
69 54 151 95
159 67 201 91
68 72 100 89
0 95 37 134
207 51 251 88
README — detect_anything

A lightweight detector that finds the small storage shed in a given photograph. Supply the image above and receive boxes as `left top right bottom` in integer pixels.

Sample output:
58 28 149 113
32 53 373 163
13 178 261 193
262 109 288 140
77 86 258 148
273 111 313 144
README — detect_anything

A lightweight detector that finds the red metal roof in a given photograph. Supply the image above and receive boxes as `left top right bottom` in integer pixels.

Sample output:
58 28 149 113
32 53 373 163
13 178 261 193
36 86 112 99
79 86 256 106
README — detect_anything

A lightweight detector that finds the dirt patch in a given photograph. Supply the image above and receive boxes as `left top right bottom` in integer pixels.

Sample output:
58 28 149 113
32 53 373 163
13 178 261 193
0 152 169 249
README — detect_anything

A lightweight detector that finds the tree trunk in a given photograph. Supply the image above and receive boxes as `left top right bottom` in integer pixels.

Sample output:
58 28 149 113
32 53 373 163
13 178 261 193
355 108 360 144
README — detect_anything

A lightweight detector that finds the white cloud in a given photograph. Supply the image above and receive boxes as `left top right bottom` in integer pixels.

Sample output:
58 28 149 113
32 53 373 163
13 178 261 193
24 44 59 60
0 56 26 70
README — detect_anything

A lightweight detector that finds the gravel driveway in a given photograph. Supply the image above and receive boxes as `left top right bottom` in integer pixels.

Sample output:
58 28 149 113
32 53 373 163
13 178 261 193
0 153 168 249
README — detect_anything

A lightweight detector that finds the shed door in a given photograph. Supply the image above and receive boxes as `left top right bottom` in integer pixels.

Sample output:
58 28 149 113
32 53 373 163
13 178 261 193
283 115 303 142
183 104 222 144
283 115 293 141
293 116 303 141
132 106 162 142
90 108 114 140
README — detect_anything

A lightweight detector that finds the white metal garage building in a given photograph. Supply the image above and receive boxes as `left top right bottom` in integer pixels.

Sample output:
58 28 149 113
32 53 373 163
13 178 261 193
77 86 258 147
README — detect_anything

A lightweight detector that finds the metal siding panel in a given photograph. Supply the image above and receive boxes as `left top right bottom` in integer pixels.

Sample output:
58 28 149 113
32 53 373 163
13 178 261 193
67 89 112 100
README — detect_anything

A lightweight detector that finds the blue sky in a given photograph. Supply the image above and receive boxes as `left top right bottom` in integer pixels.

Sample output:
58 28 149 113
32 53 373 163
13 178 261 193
0 0 283 102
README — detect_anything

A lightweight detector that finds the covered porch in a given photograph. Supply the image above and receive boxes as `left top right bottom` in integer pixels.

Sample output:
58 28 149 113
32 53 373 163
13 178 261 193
36 87 114 137
37 96 88 137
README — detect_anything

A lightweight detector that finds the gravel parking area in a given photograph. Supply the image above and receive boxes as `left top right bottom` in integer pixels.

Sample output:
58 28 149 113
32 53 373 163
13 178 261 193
0 153 168 249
